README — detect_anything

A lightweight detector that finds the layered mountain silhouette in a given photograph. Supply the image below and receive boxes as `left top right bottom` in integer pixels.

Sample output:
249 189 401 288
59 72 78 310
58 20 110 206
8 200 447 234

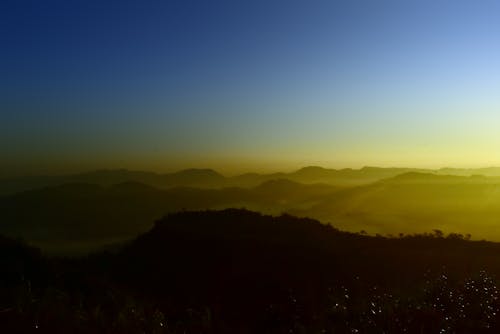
0 179 340 253
293 172 500 239
0 168 226 195
5 170 500 253
4 166 500 196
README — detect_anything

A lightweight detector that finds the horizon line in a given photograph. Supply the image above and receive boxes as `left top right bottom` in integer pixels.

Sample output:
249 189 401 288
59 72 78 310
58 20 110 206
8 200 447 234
5 164 500 179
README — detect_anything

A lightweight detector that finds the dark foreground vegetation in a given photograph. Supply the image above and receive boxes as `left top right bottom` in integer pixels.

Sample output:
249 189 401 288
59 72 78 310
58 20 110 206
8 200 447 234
3 209 500 333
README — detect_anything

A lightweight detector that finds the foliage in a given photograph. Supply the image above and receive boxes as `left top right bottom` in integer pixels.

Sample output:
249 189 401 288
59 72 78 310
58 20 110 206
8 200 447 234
3 209 500 333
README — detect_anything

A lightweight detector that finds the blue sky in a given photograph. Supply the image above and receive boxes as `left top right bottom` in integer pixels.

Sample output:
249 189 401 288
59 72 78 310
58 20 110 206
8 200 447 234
1 0 500 175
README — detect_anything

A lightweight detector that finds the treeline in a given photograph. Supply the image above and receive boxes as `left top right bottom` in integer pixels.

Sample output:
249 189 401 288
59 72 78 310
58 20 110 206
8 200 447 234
2 209 500 333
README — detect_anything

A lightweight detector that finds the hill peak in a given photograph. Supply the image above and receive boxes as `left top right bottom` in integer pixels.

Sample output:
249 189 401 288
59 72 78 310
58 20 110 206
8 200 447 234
296 166 328 172
173 168 223 176
255 178 303 191
385 171 462 182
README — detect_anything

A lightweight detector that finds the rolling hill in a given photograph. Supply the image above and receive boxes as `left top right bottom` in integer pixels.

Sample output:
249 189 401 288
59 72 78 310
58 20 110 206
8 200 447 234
5 170 500 253
0 180 339 253
4 209 500 333
293 172 500 240
5 166 500 196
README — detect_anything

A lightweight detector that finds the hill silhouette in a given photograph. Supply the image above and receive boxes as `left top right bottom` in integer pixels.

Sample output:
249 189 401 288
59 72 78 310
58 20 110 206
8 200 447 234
6 166 500 196
0 180 340 253
0 168 226 196
6 171 500 253
292 172 500 240
4 209 500 332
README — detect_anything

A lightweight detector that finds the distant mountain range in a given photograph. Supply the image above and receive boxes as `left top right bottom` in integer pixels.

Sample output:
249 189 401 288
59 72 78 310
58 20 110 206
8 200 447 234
4 170 500 253
4 166 500 195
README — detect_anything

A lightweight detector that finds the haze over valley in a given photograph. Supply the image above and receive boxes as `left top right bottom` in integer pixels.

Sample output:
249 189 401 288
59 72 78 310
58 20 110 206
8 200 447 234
3 166 500 254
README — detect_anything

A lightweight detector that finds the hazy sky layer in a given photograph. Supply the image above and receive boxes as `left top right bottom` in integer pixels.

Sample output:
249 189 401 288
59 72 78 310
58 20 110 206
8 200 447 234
1 0 500 175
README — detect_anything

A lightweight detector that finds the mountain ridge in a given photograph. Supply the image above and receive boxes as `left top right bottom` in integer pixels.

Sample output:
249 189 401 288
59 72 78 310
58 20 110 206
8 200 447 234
5 166 500 196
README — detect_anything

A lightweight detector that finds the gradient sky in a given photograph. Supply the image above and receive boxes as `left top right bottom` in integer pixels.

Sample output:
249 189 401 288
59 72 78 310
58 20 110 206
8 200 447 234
1 0 500 176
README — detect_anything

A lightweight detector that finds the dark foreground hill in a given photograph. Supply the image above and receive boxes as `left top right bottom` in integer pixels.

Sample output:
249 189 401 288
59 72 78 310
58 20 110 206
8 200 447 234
0 180 339 253
3 209 500 333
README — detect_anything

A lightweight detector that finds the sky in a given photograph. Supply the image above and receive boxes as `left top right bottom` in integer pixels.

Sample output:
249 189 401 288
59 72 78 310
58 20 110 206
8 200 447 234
1 0 500 176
